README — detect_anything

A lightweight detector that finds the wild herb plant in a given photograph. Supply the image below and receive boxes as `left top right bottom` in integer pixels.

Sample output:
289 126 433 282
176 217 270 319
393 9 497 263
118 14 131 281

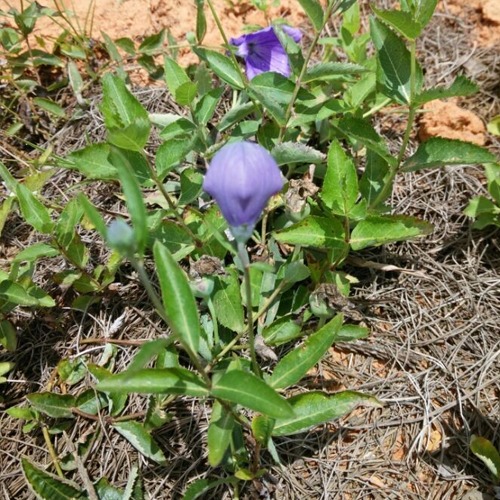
2 0 498 497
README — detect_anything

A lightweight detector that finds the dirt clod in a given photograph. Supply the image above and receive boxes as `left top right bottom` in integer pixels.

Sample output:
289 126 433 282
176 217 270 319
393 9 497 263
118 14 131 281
418 100 487 145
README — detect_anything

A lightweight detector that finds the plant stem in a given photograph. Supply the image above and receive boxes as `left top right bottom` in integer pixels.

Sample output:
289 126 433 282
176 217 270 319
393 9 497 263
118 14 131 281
370 39 418 209
205 0 247 85
144 161 202 246
237 241 261 377
278 0 339 142
42 425 64 478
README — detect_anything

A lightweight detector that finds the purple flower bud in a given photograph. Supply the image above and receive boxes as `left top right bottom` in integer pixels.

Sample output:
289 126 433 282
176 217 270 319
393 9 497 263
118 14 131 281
203 141 284 237
230 25 302 80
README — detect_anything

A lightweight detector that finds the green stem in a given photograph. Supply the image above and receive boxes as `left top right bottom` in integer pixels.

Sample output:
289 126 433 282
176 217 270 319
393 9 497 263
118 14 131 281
237 241 261 377
144 160 202 246
42 425 64 478
205 0 247 86
207 298 220 346
370 39 418 209
278 0 339 142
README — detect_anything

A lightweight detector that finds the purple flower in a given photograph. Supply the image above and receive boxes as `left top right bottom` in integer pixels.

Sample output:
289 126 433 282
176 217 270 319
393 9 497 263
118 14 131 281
203 141 284 237
230 25 302 80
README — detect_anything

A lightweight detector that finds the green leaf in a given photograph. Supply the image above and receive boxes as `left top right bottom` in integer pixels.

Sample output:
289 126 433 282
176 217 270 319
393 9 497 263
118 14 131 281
178 167 204 205
322 140 359 216
415 0 438 27
271 142 326 166
0 319 17 351
67 143 118 180
22 458 84 500
207 400 234 466
193 88 224 126
350 215 433 250
195 0 207 43
176 81 198 106
15 183 53 233
485 163 500 205
303 62 370 83
110 148 148 254
138 29 165 55
13 243 58 263
27 392 75 419
372 7 422 39
195 49 245 90
97 367 208 396
155 138 193 179
402 138 496 172
164 56 193 104
262 316 302 346
268 314 343 389
217 101 255 132
0 280 41 307
470 435 500 480
252 415 274 446
100 73 151 151
359 150 391 206
248 72 295 126
33 97 66 118
297 0 324 31
337 324 369 342
211 370 294 418
487 115 500 136
153 241 201 354
272 390 382 436
274 216 347 252
212 269 245 333
335 116 396 167
370 17 423 104
55 197 84 249
78 194 107 239
75 389 108 415
113 420 167 465
415 75 478 105
183 478 237 500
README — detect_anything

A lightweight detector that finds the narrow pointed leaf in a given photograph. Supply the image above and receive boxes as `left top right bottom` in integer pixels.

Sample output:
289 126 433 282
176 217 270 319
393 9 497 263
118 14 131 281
350 215 433 250
268 314 343 389
212 269 245 333
195 49 244 90
415 0 438 27
96 368 208 397
297 0 324 31
272 390 382 436
110 147 148 254
153 241 201 353
470 435 500 480
322 140 359 216
15 184 53 233
415 75 478 105
211 370 294 418
27 392 75 418
207 401 235 466
272 142 325 166
402 138 496 172
274 215 347 252
372 7 422 39
113 420 167 465
22 458 84 500
303 62 370 83
370 17 423 104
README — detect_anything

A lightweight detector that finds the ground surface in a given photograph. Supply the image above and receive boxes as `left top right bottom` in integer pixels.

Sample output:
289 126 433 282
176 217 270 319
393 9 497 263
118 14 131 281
0 0 499 499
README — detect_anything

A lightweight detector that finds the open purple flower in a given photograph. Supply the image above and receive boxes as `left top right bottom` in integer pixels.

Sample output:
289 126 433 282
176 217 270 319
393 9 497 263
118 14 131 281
230 25 302 80
203 141 284 240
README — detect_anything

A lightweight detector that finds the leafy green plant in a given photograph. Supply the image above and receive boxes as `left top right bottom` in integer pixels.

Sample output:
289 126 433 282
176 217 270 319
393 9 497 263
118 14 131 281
464 163 500 228
3 0 498 498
